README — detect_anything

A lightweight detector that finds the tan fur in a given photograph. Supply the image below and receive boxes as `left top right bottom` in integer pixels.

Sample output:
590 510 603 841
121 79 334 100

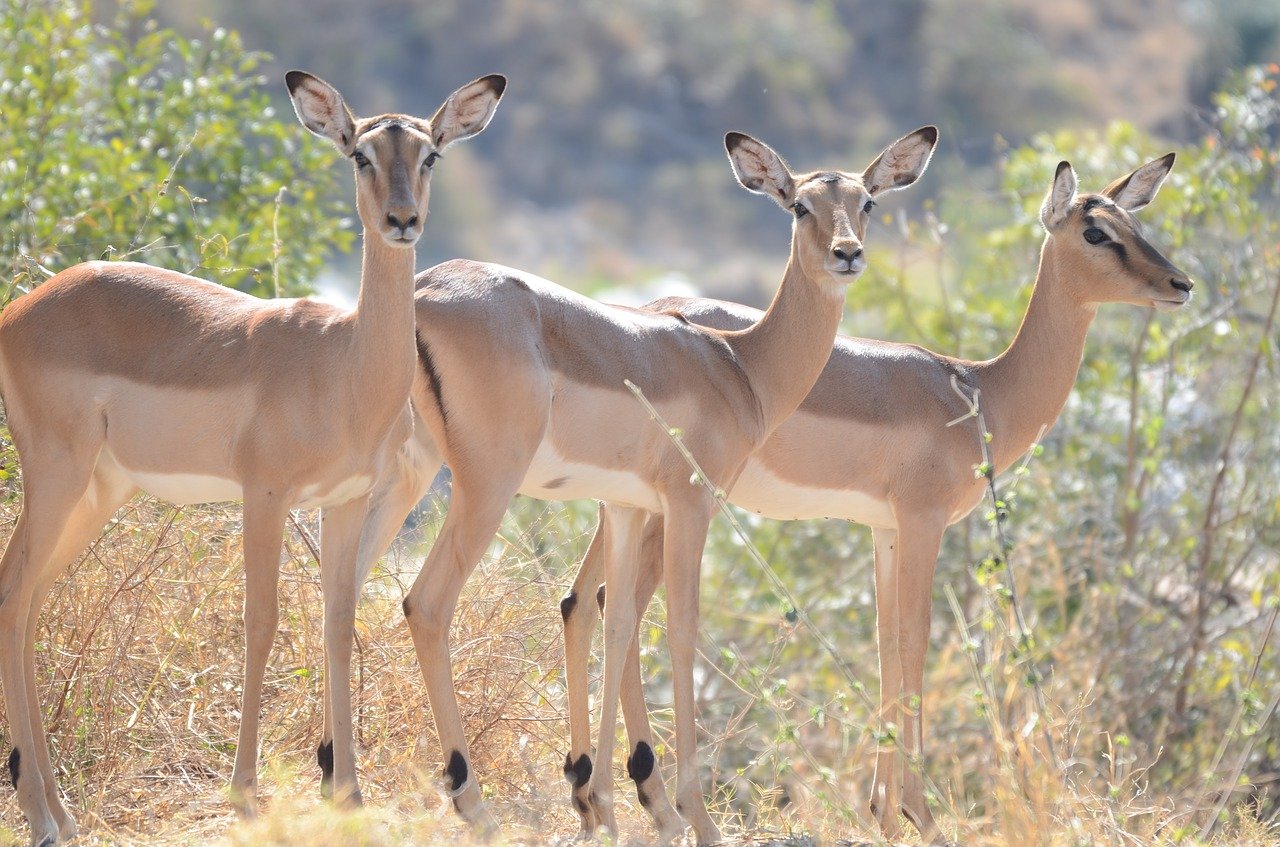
562 155 1193 843
0 71 505 846
349 128 938 844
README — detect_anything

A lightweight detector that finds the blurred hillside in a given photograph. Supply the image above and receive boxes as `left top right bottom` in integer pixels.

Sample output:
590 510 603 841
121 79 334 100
152 0 1280 298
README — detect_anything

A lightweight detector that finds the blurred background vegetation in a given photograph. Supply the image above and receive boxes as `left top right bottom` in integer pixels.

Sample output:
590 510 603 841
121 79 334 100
1 0 1279 843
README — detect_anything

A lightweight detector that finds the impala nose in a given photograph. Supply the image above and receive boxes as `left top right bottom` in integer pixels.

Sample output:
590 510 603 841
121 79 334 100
1171 277 1193 293
386 212 419 232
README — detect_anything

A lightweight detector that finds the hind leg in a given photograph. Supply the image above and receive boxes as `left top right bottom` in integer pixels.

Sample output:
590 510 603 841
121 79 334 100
584 504 648 839
561 505 606 833
23 460 135 840
0 434 109 846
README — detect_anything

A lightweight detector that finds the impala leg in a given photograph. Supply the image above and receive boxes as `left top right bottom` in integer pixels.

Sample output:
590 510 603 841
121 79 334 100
228 490 290 817
583 505 647 839
318 449 436 797
0 439 103 847
24 464 134 842
318 496 372 808
869 526 904 839
661 495 721 846
894 514 946 844
620 515 684 843
402 475 520 833
561 504 605 833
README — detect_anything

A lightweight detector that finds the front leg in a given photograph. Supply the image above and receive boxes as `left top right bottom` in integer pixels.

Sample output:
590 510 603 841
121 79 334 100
869 526 904 838
893 512 947 844
402 474 521 834
318 496 373 807
620 514 685 844
229 489 290 816
660 493 722 846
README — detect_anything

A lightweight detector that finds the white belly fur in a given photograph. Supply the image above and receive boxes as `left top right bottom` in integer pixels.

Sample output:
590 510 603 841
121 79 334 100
122 468 244 506
117 467 376 509
519 440 661 512
731 457 896 527
296 474 375 509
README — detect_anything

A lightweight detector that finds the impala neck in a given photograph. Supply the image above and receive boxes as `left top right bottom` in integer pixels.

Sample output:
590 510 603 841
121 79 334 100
350 234 418 411
728 254 846 436
976 243 1097 473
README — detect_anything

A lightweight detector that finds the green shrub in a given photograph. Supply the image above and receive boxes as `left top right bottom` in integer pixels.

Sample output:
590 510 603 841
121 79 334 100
0 0 351 300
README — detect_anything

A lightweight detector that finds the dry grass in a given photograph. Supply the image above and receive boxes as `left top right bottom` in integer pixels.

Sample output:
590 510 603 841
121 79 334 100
0 488 1275 846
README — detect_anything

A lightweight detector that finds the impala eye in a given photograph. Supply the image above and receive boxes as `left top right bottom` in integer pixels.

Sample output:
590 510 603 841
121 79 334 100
423 151 440 170
792 202 809 218
863 199 876 214
353 151 371 169
1083 227 1109 244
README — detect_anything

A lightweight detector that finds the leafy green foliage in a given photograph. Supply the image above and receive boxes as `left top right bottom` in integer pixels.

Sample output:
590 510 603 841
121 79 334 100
1 0 352 300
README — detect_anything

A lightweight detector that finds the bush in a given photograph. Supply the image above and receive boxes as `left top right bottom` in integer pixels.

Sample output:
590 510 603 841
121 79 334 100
0 0 351 300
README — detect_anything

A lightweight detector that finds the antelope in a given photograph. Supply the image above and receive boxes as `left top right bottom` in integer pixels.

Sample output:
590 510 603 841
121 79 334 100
345 127 938 844
0 70 505 846
562 154 1193 843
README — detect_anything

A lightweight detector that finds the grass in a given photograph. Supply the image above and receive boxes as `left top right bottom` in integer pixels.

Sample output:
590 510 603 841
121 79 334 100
0 482 1276 846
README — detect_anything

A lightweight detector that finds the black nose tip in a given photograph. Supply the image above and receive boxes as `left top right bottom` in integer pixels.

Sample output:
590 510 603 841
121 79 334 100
832 247 863 263
387 213 419 231
1171 277 1193 293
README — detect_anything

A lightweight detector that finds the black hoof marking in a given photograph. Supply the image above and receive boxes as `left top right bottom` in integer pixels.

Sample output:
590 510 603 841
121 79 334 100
317 740 334 782
402 596 413 619
7 748 18 789
444 749 469 794
560 591 578 621
563 752 592 789
626 740 655 784
596 583 607 611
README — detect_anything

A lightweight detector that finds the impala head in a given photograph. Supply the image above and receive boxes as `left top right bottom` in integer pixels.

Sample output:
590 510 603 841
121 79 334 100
286 71 507 247
1040 154 1193 310
725 127 938 286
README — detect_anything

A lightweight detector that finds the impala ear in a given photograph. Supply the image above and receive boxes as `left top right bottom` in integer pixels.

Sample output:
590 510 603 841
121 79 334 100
725 132 796 209
429 74 507 152
1040 160 1078 229
862 125 938 195
285 71 358 156
1103 152 1176 212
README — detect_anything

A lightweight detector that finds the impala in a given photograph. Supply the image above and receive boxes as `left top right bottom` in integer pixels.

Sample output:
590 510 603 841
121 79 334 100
347 127 938 843
0 70 504 846
564 154 1193 843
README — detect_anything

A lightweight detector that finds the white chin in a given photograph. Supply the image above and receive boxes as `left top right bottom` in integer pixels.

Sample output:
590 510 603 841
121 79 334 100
1151 297 1186 312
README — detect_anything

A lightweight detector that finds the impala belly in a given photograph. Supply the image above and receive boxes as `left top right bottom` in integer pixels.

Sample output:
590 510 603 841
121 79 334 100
731 456 896 527
519 439 661 512
296 474 375 509
93 378 378 508
122 467 244 505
